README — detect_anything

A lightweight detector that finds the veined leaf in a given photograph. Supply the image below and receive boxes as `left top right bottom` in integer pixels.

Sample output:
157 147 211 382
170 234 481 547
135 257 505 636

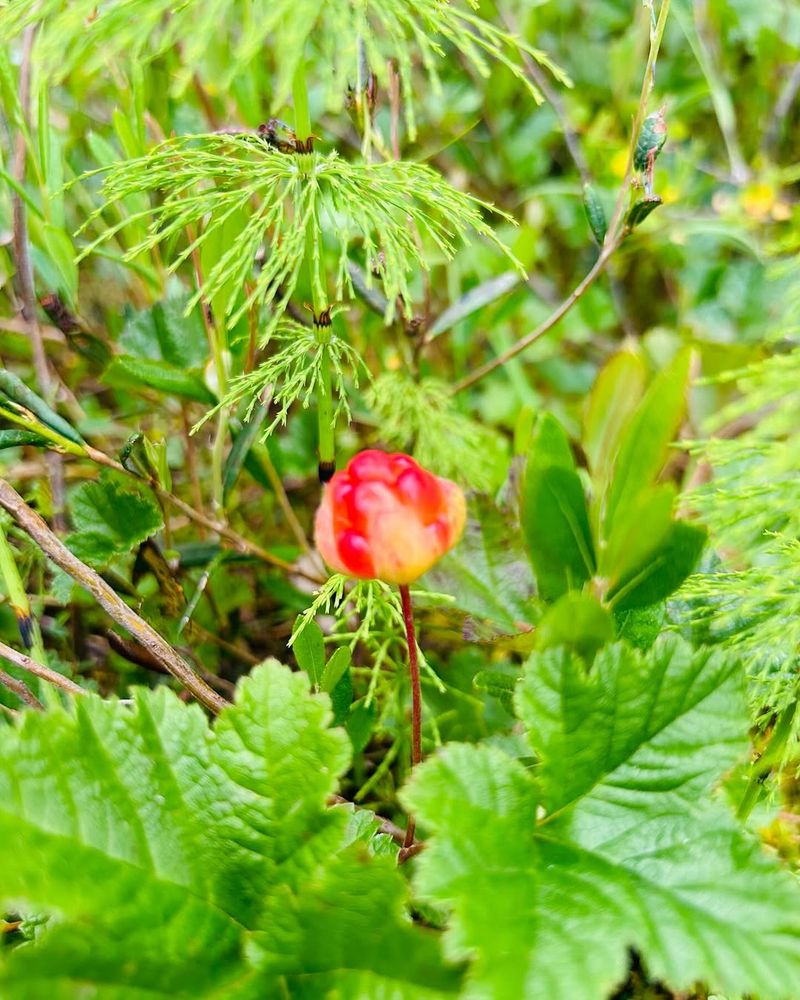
404 638 800 1000
65 474 163 569
0 663 460 998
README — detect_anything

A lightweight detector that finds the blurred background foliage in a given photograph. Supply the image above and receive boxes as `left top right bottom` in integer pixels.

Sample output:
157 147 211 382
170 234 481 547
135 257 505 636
0 0 799 915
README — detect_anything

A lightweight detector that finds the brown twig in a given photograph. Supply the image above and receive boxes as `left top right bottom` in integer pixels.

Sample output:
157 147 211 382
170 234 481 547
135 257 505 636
450 243 617 394
0 478 228 714
0 666 43 710
0 638 84 697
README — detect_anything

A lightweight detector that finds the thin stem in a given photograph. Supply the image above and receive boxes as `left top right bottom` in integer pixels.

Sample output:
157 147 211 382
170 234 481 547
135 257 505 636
192 244 229 517
292 56 312 141
604 0 672 244
0 668 43 711
84 445 324 582
294 55 337 479
453 0 672 395
399 583 422 856
451 244 617 394
0 639 84 698
399 584 422 768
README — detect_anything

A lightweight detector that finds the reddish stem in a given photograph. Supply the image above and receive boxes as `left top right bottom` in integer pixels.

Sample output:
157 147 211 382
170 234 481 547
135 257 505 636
399 583 422 852
400 584 422 768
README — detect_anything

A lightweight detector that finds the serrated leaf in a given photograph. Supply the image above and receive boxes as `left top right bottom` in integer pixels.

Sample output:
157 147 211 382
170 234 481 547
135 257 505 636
65 474 163 568
522 413 595 601
424 496 535 630
104 355 215 404
0 663 459 998
404 638 800 1000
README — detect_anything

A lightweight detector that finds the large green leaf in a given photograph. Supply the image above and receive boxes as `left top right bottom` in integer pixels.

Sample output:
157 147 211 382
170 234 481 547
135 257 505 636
403 638 800 1000
65 474 163 568
0 663 459 998
521 413 595 601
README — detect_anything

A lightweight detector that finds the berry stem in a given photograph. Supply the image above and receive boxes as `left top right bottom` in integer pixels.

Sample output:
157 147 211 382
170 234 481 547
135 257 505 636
399 583 421 852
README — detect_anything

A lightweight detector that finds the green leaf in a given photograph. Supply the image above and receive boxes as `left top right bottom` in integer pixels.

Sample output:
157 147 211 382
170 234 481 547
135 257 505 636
0 368 84 445
599 482 676 582
0 663 459 998
104 355 215 404
607 520 707 611
38 223 78 306
424 496 535 630
119 295 209 369
347 696 377 754
582 183 608 245
224 407 268 500
427 271 521 341
404 638 800 1000
321 645 351 694
0 429 49 450
583 350 646 478
603 348 692 535
534 591 614 661
66 474 163 568
521 413 595 601
473 669 518 712
292 618 326 688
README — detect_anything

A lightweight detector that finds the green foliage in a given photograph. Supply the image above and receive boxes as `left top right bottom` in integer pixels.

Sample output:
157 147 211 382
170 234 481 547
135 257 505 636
522 413 595 600
78 136 521 338
369 373 505 490
1 0 564 137
425 494 535 632
205 317 368 436
680 348 800 732
0 662 459 997
64 474 163 568
404 638 800 1000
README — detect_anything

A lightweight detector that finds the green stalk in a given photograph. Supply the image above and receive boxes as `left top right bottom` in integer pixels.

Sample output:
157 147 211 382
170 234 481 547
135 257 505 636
293 55 336 480
211 322 229 515
0 520 59 708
